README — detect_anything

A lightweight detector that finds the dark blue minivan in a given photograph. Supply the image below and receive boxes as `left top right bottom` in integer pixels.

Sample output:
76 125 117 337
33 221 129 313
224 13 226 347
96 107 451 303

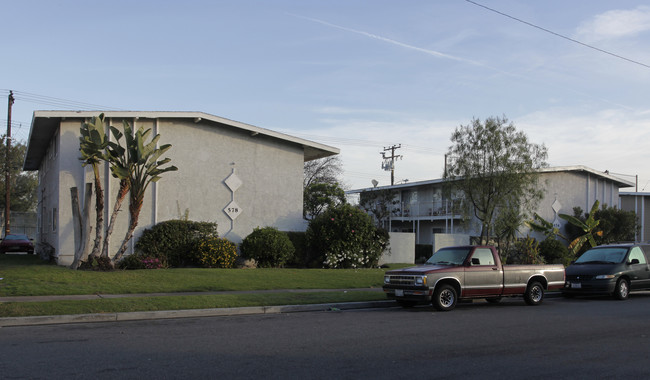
563 244 650 300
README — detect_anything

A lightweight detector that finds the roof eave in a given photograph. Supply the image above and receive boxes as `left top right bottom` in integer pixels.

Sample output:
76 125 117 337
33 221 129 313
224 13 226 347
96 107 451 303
23 111 339 170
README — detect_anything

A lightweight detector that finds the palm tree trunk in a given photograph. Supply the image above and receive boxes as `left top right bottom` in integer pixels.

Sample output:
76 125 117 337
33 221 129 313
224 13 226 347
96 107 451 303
113 195 143 264
89 164 104 258
101 179 129 258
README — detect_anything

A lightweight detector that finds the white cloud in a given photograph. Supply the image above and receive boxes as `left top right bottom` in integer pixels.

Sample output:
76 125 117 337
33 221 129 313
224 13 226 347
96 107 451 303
576 6 650 42
519 107 650 189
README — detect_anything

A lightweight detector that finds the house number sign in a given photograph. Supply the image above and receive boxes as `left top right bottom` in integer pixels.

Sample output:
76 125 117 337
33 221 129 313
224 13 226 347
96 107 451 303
224 169 242 221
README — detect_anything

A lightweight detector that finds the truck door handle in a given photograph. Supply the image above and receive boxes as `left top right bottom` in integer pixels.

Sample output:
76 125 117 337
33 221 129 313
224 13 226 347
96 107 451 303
492 267 498 270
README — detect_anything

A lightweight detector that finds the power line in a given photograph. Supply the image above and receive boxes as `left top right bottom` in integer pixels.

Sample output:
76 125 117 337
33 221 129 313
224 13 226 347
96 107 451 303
465 0 650 70
0 89 122 110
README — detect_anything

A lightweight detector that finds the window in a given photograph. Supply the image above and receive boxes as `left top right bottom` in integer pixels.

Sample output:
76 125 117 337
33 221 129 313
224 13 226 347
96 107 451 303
628 247 646 264
470 248 495 266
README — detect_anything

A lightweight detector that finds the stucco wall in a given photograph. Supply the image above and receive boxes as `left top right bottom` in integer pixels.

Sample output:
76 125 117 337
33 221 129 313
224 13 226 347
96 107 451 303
533 171 625 241
433 233 470 252
155 118 306 242
620 194 650 242
45 116 308 266
379 232 415 264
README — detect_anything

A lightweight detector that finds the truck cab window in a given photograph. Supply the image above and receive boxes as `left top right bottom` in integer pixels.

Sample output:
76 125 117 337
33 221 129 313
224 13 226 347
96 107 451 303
471 248 495 266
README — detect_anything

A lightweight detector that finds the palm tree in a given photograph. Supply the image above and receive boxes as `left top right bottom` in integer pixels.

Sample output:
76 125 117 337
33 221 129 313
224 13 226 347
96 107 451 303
113 125 177 263
78 114 109 264
560 200 603 255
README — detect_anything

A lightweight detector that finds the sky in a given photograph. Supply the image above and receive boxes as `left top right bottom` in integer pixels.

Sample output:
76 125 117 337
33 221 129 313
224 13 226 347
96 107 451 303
2 0 650 192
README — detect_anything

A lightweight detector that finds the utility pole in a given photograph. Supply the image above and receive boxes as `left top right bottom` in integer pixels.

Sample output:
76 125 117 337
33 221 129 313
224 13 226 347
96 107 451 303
381 144 402 186
5 90 14 236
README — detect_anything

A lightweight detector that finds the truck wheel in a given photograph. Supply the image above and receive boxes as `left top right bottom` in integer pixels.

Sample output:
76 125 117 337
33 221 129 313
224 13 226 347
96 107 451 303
524 281 544 306
613 278 630 300
433 284 457 311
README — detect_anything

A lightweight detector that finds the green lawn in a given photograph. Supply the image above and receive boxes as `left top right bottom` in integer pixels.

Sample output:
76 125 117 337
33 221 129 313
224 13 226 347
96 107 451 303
0 254 409 317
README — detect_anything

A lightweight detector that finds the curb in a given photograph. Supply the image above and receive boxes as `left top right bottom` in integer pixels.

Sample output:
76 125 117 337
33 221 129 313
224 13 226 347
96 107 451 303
0 300 396 327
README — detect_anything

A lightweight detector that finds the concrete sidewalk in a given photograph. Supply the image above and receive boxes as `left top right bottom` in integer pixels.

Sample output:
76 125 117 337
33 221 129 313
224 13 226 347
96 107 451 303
0 288 393 327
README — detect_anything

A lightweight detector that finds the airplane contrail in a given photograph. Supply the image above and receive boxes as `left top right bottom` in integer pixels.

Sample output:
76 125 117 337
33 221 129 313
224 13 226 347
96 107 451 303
288 13 497 70
288 12 634 111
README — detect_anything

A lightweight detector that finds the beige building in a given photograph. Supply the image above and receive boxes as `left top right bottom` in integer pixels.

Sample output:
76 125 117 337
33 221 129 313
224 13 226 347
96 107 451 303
24 111 339 266
351 166 635 247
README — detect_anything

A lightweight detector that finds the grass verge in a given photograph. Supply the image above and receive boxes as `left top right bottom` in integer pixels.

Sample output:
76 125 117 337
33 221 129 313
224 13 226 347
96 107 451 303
0 291 387 317
0 255 410 317
0 255 412 297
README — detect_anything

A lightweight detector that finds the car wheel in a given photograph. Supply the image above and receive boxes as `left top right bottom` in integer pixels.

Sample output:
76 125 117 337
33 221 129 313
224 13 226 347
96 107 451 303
524 281 544 306
613 278 630 300
433 284 457 311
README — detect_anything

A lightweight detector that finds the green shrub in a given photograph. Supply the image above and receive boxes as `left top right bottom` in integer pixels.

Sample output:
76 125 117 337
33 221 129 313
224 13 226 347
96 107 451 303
118 254 145 269
135 220 218 267
197 236 238 268
240 227 295 268
539 238 571 266
79 256 114 271
118 254 168 270
509 236 545 264
306 204 389 269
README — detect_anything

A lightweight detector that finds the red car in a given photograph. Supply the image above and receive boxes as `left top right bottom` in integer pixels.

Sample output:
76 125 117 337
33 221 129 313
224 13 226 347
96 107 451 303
0 234 34 254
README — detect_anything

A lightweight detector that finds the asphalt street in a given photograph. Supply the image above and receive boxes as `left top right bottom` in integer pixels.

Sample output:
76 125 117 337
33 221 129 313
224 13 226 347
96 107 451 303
2 294 650 379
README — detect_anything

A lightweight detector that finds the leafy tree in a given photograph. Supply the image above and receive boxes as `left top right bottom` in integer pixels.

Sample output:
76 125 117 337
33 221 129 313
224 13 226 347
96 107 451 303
0 137 37 211
493 207 523 263
303 156 343 189
594 205 638 244
114 124 177 263
358 188 398 229
79 114 110 260
444 116 548 244
303 182 346 220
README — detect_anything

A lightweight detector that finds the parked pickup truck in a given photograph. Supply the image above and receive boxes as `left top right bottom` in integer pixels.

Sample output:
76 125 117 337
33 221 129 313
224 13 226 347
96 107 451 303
383 245 565 311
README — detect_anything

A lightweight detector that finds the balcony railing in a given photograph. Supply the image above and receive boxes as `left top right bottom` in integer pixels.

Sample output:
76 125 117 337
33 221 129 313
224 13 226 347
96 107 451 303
391 200 460 218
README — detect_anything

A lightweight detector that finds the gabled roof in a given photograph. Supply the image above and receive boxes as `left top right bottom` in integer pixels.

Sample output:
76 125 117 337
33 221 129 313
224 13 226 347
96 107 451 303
347 165 635 194
23 110 340 170
538 165 635 188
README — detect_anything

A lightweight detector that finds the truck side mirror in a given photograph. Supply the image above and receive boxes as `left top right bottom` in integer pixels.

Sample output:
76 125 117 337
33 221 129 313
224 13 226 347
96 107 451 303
629 259 640 265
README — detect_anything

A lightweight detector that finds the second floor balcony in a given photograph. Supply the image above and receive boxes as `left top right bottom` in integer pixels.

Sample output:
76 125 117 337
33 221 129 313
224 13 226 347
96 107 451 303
391 200 461 219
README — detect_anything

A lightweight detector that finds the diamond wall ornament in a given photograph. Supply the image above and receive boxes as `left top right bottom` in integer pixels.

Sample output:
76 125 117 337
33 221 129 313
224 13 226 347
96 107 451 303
552 198 562 214
225 170 242 192
224 201 242 220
